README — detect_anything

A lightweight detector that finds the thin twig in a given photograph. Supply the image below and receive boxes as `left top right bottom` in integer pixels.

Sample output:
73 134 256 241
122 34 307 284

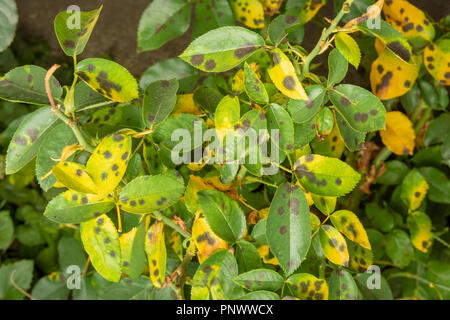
82 257 90 277
10 270 36 300
45 64 60 108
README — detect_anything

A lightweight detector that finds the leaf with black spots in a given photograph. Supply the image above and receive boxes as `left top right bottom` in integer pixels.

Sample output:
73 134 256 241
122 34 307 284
192 215 228 263
0 65 62 105
407 211 433 253
119 175 184 214
234 269 283 292
285 0 326 25
330 210 371 249
230 0 265 29
288 85 325 123
348 239 373 272
335 112 366 152
266 103 295 152
243 62 268 104
423 39 450 86
81 214 121 282
44 190 115 224
179 26 265 72
237 290 280 300
329 84 386 132
73 80 109 111
192 0 234 39
268 14 302 46
314 107 334 136
76 58 138 102
6 107 60 174
310 193 336 215
294 154 360 197
293 118 316 148
287 273 328 300
145 221 166 288
214 95 240 141
328 269 358 300
319 225 349 267
52 161 98 194
143 79 179 128
266 182 311 275
54 6 102 56
311 123 345 158
400 169 429 212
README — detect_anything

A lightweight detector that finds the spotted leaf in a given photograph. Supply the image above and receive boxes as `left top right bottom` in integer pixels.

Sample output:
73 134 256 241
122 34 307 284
423 40 450 86
80 214 121 282
319 225 349 267
314 107 334 136
237 291 280 300
380 111 415 155
335 32 361 68
191 249 238 300
44 190 114 224
119 175 184 214
169 230 183 261
335 112 366 152
193 215 228 263
179 26 265 72
294 154 361 197
268 49 308 100
263 0 283 15
76 58 139 102
145 221 166 288
371 49 419 100
267 14 302 46
329 84 386 132
52 161 98 194
54 6 102 56
348 239 373 272
0 65 62 105
137 0 192 52
311 123 345 158
119 219 147 279
286 0 326 25
328 269 358 300
6 107 60 174
266 183 311 275
192 0 234 39
383 0 435 48
288 85 326 123
86 133 131 197
234 269 283 292
214 95 240 141
330 210 371 249
230 0 264 29
244 62 268 104
400 169 429 212
407 211 433 253
197 190 246 243
287 273 328 300
310 194 336 215
266 103 295 152
143 79 179 128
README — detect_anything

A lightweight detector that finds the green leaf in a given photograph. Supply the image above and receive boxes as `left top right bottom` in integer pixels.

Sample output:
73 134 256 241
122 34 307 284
328 48 348 87
365 203 394 233
44 190 115 224
197 189 246 243
31 273 70 300
266 103 294 152
385 229 414 268
424 113 450 146
234 269 283 291
355 273 393 300
76 58 139 102
119 175 184 214
335 32 361 68
294 118 316 148
54 6 102 56
0 211 14 250
0 0 18 51
120 221 147 279
179 26 265 72
288 85 326 123
314 107 334 136
251 219 268 245
294 154 361 196
237 291 280 300
243 62 268 104
143 79 178 128
329 84 386 132
418 167 450 204
81 214 122 282
0 260 34 300
6 107 60 174
335 111 366 151
377 160 409 185
192 0 234 39
310 193 336 215
266 182 311 275
137 0 191 52
235 240 262 273
140 58 198 93
58 237 87 272
268 14 302 46
407 211 433 253
73 81 108 111
328 269 358 300
0 65 62 105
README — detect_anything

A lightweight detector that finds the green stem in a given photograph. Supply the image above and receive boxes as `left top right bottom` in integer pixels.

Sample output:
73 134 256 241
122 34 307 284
373 147 392 169
387 272 449 295
302 0 354 74
152 211 191 238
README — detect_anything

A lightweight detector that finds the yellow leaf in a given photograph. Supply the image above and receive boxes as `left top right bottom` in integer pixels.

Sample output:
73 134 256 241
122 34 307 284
287 273 328 300
268 48 308 100
424 40 450 86
230 0 264 29
119 227 137 274
192 216 228 263
310 213 320 233
296 181 314 206
145 221 166 288
407 211 433 253
263 0 283 15
52 161 98 194
380 111 415 155
330 210 371 249
257 245 279 266
184 175 216 213
169 230 184 261
173 93 203 115
319 225 349 267
400 169 429 212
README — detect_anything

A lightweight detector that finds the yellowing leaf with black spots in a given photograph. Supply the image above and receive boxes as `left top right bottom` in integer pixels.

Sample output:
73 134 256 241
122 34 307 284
287 273 328 300
145 221 166 288
169 230 183 261
214 95 240 141
54 6 102 56
424 40 450 86
294 154 361 197
52 162 98 194
173 93 203 115
268 49 308 100
370 48 419 100
348 240 373 272
319 225 349 267
407 211 433 253
119 219 147 279
330 210 371 249
76 58 139 102
119 175 184 214
310 213 320 233
244 62 268 104
257 245 279 266
400 169 429 212
288 85 326 123
193 215 228 263
267 183 311 275
234 269 284 292
328 269 358 300
184 175 216 213
383 0 435 48
264 0 283 15
335 32 361 68
335 112 366 152
231 68 245 94
310 193 336 215
380 111 415 155
297 182 314 206
179 26 265 72
80 214 121 282
44 190 114 224
86 133 131 197
230 0 264 29
311 123 345 158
